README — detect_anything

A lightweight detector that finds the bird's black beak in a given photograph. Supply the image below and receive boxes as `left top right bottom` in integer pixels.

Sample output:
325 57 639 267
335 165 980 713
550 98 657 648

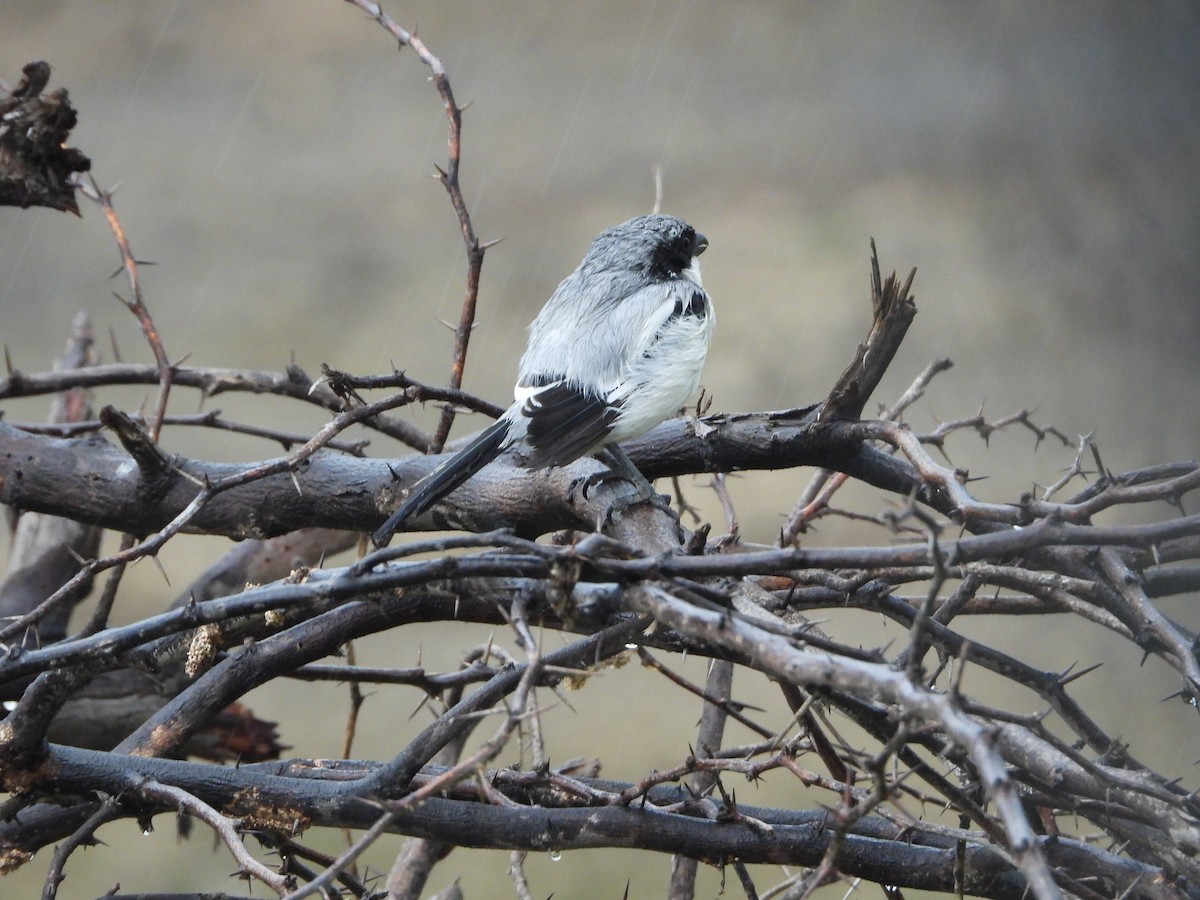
692 232 709 256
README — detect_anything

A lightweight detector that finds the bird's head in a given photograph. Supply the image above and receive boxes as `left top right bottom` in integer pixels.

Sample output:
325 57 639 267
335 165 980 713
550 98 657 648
583 214 708 287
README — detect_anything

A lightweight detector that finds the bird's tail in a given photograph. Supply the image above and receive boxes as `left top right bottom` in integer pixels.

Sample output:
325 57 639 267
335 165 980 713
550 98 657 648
372 418 511 547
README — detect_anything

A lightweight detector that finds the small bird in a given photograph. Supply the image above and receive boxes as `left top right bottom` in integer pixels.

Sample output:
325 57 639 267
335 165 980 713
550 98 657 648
372 214 713 546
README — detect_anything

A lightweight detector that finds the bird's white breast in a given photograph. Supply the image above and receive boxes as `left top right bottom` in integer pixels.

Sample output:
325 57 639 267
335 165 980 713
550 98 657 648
605 281 713 443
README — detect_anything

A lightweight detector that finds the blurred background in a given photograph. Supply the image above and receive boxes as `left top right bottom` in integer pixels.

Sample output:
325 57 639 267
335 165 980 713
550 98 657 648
1 2 1198 897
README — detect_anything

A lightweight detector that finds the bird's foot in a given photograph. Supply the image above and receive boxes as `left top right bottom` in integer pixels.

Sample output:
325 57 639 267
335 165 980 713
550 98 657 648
570 469 672 523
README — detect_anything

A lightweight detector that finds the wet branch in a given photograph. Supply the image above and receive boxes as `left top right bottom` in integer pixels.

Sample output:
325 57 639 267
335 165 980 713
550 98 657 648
346 0 492 453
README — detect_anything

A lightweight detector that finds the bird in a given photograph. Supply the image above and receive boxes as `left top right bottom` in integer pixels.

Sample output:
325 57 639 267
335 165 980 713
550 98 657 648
372 213 713 547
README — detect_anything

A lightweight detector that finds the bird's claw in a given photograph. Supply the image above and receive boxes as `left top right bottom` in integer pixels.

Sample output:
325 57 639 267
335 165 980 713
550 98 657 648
580 468 620 500
603 486 673 526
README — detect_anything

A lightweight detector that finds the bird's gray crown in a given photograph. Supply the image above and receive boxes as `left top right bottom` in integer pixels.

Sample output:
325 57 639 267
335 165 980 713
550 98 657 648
580 214 707 283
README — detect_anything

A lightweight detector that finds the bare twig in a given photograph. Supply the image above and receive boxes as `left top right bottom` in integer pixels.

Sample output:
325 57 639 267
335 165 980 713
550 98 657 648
346 0 490 453
76 177 172 442
668 657 735 899
128 775 291 896
40 799 119 900
624 583 1064 900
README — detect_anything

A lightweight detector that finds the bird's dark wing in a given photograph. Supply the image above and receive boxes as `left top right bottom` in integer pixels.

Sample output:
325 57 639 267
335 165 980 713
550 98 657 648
519 380 619 469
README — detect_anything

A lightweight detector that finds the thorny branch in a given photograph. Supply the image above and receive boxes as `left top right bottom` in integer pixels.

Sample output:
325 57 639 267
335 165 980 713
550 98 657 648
0 386 441 647
0 360 503 450
74 178 172 443
0 428 1197 897
346 0 492 453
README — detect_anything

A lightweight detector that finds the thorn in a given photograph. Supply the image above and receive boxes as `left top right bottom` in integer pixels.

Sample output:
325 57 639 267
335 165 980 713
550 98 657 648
931 441 954 466
479 235 504 251
406 692 431 722
150 553 171 586
173 465 206 488
1058 661 1102 685
3 344 12 375
435 316 478 333
289 470 303 496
